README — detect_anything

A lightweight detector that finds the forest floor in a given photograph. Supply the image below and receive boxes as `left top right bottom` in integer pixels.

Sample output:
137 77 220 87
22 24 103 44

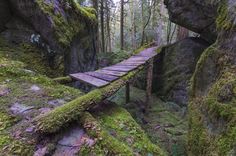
111 86 188 156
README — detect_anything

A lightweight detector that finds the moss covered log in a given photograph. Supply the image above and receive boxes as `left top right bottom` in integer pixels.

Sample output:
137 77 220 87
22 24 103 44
53 76 74 84
35 66 144 133
79 112 134 155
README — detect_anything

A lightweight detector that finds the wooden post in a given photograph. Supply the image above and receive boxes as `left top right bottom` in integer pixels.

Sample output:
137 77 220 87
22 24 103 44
126 82 130 103
145 58 154 110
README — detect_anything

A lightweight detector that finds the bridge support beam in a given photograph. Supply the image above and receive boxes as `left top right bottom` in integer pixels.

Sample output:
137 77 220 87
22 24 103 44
145 58 154 110
126 82 130 103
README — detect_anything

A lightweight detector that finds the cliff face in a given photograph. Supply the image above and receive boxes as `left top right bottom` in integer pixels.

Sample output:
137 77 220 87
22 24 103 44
0 0 97 75
165 0 236 155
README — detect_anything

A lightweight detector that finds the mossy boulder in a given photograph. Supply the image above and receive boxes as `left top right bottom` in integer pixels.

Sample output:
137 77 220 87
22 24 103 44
165 0 236 155
164 0 219 43
0 0 98 75
154 37 209 106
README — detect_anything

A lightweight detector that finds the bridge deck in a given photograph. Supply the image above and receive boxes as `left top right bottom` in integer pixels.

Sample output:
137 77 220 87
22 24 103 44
70 47 157 87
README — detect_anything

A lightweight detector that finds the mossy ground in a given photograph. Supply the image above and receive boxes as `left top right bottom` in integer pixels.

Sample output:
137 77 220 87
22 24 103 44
110 86 188 155
0 41 83 154
0 37 63 77
79 103 165 155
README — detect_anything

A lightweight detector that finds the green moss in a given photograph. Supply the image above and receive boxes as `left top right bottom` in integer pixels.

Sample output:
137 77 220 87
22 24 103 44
76 5 97 21
78 143 107 155
111 86 187 155
188 98 219 155
53 76 73 84
0 50 85 155
0 52 82 112
218 126 236 155
216 1 235 30
190 43 218 96
0 112 16 132
0 138 34 156
36 66 144 133
188 1 236 154
0 111 33 155
80 112 134 155
94 104 166 155
0 37 63 77
36 0 97 47
156 46 164 54
188 70 236 155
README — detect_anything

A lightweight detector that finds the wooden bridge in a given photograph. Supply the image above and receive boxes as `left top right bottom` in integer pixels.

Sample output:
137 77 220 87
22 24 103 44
69 47 157 103
36 47 159 133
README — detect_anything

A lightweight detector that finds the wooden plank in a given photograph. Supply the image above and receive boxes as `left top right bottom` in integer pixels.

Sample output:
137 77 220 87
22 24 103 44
118 61 144 66
103 66 133 72
70 73 109 87
85 72 118 82
112 64 138 70
134 54 153 59
97 69 126 77
127 56 149 61
114 64 137 67
130 55 150 60
122 60 146 64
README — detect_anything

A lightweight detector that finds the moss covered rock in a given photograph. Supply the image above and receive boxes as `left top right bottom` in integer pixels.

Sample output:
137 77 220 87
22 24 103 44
0 0 98 75
165 0 236 155
154 37 209 106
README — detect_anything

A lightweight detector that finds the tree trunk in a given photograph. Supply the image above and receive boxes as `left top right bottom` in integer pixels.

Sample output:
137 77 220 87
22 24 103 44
120 0 124 50
145 58 153 111
106 0 112 52
130 0 136 49
92 0 99 54
155 0 163 46
141 0 145 45
100 0 105 53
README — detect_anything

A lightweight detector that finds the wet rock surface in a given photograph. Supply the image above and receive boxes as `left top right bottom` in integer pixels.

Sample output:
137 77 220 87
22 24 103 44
53 127 87 156
10 103 35 115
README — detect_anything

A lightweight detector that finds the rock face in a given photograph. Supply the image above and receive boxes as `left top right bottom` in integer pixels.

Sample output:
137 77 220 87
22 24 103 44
154 37 209 106
0 0 97 75
165 0 236 155
164 0 219 43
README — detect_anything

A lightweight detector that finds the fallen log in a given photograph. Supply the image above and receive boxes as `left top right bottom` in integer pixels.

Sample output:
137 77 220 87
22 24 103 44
35 66 144 133
53 76 74 84
80 112 133 155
